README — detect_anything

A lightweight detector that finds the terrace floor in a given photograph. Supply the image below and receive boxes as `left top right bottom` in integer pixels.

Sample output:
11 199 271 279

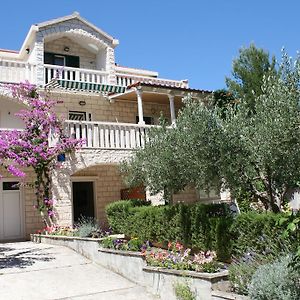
0 242 158 300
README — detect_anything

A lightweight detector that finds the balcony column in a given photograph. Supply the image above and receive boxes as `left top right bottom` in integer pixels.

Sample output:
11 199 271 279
168 94 176 125
136 88 145 125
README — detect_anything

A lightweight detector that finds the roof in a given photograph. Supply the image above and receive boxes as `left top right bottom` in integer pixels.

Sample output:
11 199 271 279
37 12 118 46
0 49 19 54
127 82 212 94
115 65 158 77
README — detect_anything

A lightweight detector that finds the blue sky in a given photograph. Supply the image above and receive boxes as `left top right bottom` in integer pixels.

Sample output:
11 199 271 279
0 0 299 90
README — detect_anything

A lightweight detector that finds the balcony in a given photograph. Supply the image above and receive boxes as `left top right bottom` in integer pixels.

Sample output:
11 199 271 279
44 64 109 85
115 72 188 89
64 120 155 149
0 59 36 83
0 59 188 90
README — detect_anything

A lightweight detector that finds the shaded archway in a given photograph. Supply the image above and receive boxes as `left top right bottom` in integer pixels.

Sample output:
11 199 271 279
71 164 126 225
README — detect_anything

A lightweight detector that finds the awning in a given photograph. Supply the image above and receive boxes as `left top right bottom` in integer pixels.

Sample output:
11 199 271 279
46 79 126 94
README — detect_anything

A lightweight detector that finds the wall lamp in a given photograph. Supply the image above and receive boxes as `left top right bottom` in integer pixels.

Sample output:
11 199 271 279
79 100 86 106
64 46 70 52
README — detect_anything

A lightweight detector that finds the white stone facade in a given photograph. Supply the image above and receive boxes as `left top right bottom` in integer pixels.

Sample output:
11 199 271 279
0 12 206 238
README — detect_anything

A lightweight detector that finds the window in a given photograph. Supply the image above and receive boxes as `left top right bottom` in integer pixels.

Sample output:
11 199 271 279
69 111 92 121
3 181 19 190
136 116 154 125
53 55 65 66
44 52 80 68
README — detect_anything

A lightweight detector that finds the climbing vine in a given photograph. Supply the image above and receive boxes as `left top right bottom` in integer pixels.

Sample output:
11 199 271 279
0 81 82 226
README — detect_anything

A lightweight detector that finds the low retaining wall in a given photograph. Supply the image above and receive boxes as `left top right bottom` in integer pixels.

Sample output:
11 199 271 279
143 266 229 300
30 233 124 262
32 234 240 300
212 291 249 300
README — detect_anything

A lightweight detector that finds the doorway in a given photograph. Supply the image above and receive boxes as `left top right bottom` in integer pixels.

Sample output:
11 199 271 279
72 181 95 223
0 180 24 241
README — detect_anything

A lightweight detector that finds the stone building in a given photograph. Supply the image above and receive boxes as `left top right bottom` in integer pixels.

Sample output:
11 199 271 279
0 12 214 241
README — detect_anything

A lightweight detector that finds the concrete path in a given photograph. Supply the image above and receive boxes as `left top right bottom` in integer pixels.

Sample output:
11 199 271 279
0 242 158 300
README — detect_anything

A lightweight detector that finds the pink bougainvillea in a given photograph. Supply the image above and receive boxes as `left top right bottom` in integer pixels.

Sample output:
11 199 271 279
0 81 82 225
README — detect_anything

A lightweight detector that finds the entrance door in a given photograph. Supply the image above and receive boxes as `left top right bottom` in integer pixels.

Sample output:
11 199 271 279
0 181 24 241
72 181 95 222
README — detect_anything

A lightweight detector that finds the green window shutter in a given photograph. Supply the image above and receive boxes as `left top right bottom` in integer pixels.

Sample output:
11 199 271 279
65 55 80 68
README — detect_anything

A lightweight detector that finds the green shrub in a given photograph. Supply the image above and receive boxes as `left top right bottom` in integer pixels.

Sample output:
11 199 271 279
100 237 115 249
105 201 232 261
216 217 233 262
105 200 135 233
229 251 274 295
190 203 229 250
75 216 100 238
174 282 196 300
229 234 294 295
248 254 300 300
231 212 296 257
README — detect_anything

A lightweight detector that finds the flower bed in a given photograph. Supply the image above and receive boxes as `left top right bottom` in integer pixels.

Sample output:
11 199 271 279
36 217 112 239
100 237 224 274
146 241 221 273
32 233 230 300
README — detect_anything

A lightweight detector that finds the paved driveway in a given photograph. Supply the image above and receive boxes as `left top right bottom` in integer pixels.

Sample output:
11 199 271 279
0 242 158 300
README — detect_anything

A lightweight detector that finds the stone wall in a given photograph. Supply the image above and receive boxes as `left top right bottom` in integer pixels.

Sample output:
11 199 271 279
35 16 117 85
52 149 133 226
72 164 126 222
44 37 97 70
51 91 179 125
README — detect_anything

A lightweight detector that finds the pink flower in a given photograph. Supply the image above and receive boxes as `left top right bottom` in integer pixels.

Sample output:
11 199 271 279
0 82 82 221
175 242 184 251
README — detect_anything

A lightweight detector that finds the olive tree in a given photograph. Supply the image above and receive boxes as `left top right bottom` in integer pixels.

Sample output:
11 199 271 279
122 52 300 212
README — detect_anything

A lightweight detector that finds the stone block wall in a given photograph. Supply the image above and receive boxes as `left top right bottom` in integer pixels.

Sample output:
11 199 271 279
72 164 126 223
52 149 133 227
44 37 97 70
35 17 117 86
51 91 180 125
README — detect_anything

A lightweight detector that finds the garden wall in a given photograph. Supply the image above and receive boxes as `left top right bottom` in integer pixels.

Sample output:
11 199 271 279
32 234 231 300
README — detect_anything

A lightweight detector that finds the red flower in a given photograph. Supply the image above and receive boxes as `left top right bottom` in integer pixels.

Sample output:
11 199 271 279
175 241 183 251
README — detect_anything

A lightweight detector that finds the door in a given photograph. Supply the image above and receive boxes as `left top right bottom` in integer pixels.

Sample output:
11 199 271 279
44 52 80 68
44 52 80 82
72 181 95 222
0 181 24 241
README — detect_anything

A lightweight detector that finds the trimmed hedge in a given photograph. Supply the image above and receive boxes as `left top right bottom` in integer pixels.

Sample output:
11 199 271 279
106 200 300 261
106 200 232 261
231 212 298 256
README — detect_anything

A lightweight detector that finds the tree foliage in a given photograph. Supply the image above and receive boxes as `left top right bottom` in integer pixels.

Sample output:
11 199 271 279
122 52 300 212
225 43 277 113
213 89 237 119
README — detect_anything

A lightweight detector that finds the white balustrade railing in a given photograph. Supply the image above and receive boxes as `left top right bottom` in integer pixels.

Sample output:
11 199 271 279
44 64 109 85
0 60 36 83
0 128 23 132
64 120 155 149
116 72 188 88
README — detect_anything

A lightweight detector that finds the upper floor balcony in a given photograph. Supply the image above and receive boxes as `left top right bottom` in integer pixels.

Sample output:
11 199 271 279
0 59 189 89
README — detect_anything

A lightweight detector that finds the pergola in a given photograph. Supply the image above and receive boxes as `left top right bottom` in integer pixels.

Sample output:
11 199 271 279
108 82 211 125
